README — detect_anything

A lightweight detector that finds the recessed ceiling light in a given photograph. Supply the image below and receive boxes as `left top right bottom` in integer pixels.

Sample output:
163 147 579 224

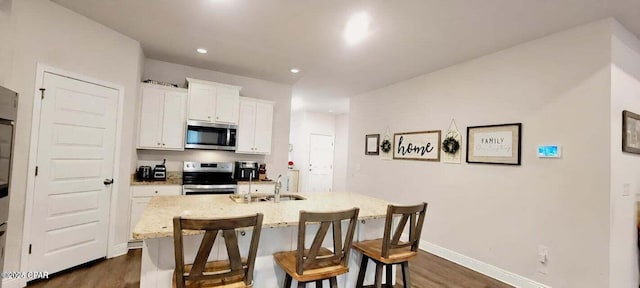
290 68 300 74
196 48 208 54
329 110 333 113
344 12 370 45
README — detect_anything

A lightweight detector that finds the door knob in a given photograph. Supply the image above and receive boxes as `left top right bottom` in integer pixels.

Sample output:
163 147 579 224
103 178 114 185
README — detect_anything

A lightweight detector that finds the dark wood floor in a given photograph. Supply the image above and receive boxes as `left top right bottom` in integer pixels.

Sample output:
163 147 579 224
27 249 512 288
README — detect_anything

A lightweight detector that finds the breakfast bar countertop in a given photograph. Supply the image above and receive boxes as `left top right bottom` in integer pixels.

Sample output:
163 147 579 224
132 192 391 240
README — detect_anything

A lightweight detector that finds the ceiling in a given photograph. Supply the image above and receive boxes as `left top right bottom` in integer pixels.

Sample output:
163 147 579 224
53 0 640 114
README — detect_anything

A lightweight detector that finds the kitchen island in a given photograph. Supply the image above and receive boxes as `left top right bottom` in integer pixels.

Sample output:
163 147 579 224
133 192 394 288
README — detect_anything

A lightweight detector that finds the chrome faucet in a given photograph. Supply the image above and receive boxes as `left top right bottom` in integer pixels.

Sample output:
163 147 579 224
274 174 282 203
245 172 254 203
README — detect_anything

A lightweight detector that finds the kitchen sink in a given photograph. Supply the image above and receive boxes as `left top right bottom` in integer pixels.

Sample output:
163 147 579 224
229 193 306 203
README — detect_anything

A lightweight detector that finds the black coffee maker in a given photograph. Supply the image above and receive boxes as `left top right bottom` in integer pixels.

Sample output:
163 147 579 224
234 161 259 180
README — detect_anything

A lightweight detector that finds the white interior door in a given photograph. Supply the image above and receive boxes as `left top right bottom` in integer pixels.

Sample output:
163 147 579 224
308 134 334 192
29 72 118 274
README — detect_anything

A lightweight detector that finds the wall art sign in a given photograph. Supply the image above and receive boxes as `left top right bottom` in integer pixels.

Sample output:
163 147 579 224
365 134 380 155
466 123 521 165
623 110 640 154
393 130 441 161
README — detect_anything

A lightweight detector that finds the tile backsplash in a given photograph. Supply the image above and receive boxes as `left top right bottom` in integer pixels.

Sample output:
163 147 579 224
137 149 267 172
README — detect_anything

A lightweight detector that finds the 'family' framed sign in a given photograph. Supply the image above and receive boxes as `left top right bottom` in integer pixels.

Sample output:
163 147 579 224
393 130 441 161
466 123 522 165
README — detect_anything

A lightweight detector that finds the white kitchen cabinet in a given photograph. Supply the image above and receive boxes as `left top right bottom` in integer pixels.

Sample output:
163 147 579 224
129 185 181 241
186 78 241 124
137 83 187 150
236 97 274 154
237 182 276 195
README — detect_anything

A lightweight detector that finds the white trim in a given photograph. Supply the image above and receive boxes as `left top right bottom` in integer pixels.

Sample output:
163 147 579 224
109 242 128 258
128 240 143 250
420 240 551 288
2 278 26 288
20 63 125 273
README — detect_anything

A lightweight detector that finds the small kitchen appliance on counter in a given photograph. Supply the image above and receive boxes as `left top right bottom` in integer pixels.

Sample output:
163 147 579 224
153 159 167 181
136 165 153 181
183 162 237 195
234 161 259 181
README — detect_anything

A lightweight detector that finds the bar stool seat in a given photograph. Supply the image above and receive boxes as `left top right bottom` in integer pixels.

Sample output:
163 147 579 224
273 248 349 283
352 239 417 265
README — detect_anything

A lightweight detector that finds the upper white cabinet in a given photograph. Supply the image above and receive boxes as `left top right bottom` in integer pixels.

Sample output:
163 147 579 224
186 78 241 125
236 97 274 154
137 83 187 150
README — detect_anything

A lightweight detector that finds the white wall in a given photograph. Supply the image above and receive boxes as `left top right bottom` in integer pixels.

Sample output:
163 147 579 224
141 59 292 180
610 20 640 288
4 0 143 276
290 111 335 192
0 0 12 86
333 113 349 192
347 19 613 288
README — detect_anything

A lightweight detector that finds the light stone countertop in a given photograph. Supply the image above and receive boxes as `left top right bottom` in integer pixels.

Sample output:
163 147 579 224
132 192 392 240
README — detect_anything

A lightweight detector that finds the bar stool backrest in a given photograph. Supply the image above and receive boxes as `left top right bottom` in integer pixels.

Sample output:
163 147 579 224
296 208 360 275
381 203 428 258
173 213 264 288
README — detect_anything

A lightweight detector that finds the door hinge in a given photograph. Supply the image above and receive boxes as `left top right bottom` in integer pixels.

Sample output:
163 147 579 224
39 88 45 100
28 244 32 254
35 166 38 176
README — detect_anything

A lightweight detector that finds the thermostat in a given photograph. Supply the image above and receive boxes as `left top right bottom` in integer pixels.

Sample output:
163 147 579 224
538 145 562 158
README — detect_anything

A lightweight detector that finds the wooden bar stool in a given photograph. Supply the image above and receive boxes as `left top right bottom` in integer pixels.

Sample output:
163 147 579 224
352 203 428 288
273 207 360 288
173 213 264 288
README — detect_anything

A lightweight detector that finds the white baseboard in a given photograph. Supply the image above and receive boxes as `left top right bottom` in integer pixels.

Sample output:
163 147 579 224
107 242 128 258
2 278 26 288
420 240 551 288
127 240 142 250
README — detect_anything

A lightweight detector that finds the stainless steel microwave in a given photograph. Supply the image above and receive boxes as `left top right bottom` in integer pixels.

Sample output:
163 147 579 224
185 120 237 151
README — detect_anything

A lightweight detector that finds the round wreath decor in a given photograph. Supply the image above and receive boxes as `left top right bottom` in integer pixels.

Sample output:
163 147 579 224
442 136 460 154
380 139 392 153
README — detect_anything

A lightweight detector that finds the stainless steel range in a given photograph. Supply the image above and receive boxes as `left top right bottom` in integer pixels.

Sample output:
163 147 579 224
182 162 237 195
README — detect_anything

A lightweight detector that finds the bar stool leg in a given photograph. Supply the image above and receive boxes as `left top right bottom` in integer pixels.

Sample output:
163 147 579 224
297 280 305 288
356 255 369 287
284 274 292 288
401 261 411 288
385 264 393 287
374 262 384 288
329 277 338 288
315 280 323 288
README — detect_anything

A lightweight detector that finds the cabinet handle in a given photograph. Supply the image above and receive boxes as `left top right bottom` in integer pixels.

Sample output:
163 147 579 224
162 143 165 146
216 116 219 120
208 116 211 119
155 191 158 194
157 142 161 145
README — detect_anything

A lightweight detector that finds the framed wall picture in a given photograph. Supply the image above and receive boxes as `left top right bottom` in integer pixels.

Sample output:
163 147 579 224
623 110 640 154
365 134 380 155
466 123 521 165
393 130 441 161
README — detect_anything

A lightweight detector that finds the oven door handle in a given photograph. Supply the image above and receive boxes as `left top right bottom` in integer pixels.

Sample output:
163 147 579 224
182 185 237 194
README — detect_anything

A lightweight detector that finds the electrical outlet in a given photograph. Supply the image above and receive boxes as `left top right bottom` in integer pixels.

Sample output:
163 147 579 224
537 245 549 275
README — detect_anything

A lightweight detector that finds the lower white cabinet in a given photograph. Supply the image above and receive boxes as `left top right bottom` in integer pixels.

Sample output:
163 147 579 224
237 182 276 195
129 185 181 241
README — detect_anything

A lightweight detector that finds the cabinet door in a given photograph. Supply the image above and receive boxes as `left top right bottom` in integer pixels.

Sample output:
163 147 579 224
253 102 274 154
138 87 164 148
188 83 215 121
161 91 187 149
129 197 151 241
236 100 256 153
215 86 240 124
